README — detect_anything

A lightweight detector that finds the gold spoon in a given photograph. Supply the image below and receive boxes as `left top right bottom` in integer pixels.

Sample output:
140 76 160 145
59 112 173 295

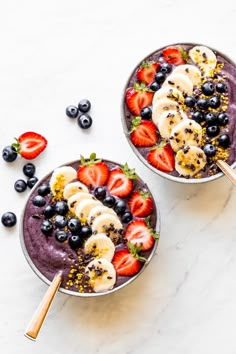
217 160 236 186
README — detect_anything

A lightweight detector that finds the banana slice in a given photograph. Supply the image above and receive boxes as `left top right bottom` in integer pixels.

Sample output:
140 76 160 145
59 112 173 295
162 73 193 96
84 233 115 262
169 119 202 152
175 146 207 177
50 166 77 198
172 64 202 86
75 199 102 221
92 214 123 241
158 110 188 139
87 205 116 225
85 258 116 293
152 87 184 106
189 45 217 77
152 98 181 126
63 181 89 200
68 192 95 214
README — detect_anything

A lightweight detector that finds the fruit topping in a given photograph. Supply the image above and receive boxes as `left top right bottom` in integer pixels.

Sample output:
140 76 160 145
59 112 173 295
14 179 27 193
112 245 144 276
77 113 93 129
203 144 217 157
67 218 81 233
68 235 82 249
55 215 68 228
125 219 158 251
114 199 126 216
192 111 204 123
184 96 196 108
125 82 154 116
208 96 221 109
137 61 160 85
218 134 230 148
12 132 47 160
216 82 227 93
121 211 133 223
140 106 152 120
130 117 158 147
80 225 92 238
162 46 187 65
2 146 17 162
196 98 209 111
1 212 17 227
206 125 220 137
217 112 229 126
160 63 172 74
55 230 68 242
32 195 46 207
37 183 50 196
103 195 116 207
205 112 218 126
94 186 106 200
201 81 215 96
77 153 109 187
107 163 137 197
149 81 160 92
66 105 79 119
41 220 53 235
147 143 175 172
43 205 55 218
155 72 166 84
128 190 154 218
54 200 69 215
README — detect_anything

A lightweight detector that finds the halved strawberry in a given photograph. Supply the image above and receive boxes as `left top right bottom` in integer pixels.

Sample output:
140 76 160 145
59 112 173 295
106 163 137 198
77 153 109 187
137 61 160 85
147 143 174 172
12 132 47 160
126 82 154 116
112 243 146 276
162 46 187 66
125 219 159 251
130 117 158 147
128 190 154 218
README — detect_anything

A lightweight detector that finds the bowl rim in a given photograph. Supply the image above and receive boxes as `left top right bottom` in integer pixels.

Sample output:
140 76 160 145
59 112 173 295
20 158 161 297
121 41 236 184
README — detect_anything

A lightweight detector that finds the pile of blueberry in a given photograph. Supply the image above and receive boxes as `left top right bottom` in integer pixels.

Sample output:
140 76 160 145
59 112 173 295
66 99 92 129
14 163 38 192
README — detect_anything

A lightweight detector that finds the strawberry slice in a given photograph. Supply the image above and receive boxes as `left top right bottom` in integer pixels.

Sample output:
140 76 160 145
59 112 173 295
125 219 159 251
112 243 146 276
130 117 158 147
126 82 154 116
147 143 174 172
77 153 109 187
128 190 154 218
106 163 137 198
12 132 47 160
162 46 187 66
137 61 160 85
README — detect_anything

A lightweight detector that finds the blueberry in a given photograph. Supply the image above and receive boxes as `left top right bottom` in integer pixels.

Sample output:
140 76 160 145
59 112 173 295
197 98 209 110
41 220 53 235
80 225 92 238
218 134 230 148
77 114 93 129
140 106 152 120
32 195 46 207
192 111 204 123
38 183 50 196
27 176 38 189
66 105 78 119
149 81 160 91
94 186 106 200
216 82 227 93
114 199 126 215
68 218 81 234
54 201 68 215
69 235 82 249
160 63 172 74
121 212 133 223
43 205 55 218
2 146 17 162
103 195 116 207
78 99 91 113
55 215 68 228
203 144 216 157
208 96 221 109
1 212 17 227
185 96 196 108
217 112 229 126
205 112 218 126
55 230 68 242
201 81 215 96
14 179 27 193
23 163 36 178
206 125 220 137
155 72 166 84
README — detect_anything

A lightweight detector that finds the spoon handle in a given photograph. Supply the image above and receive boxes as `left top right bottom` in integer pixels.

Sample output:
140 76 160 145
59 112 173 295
24 272 63 341
217 160 236 186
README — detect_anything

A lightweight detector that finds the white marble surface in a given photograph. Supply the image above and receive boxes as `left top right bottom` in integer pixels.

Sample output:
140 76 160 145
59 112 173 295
1 0 236 353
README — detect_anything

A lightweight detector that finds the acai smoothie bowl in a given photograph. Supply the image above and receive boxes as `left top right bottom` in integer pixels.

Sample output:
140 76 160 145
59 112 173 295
122 43 236 183
20 153 160 297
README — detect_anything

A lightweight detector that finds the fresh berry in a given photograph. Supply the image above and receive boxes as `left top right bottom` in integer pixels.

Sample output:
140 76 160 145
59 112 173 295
55 230 68 242
203 144 216 157
77 153 109 187
196 98 209 110
217 112 229 126
12 132 47 160
27 176 38 189
43 205 55 218
114 199 126 215
103 195 116 207
66 105 78 118
137 61 160 85
41 220 53 235
112 248 142 276
154 72 166 84
192 111 204 123
140 106 152 120
14 179 27 193
201 81 215 96
23 163 36 177
68 218 81 234
218 134 230 148
147 143 175 172
77 114 93 129
2 146 17 162
125 219 157 251
54 201 68 215
94 186 106 200
216 82 227 93
149 81 160 92
160 63 172 74
208 96 221 109
121 212 133 223
107 163 137 197
205 112 218 126
80 225 92 238
128 190 154 217
78 99 91 113
130 117 158 147
185 96 196 108
32 195 46 207
69 235 82 249
1 212 17 227
206 125 220 137
38 183 50 196
162 46 187 65
125 83 154 116
55 215 68 228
